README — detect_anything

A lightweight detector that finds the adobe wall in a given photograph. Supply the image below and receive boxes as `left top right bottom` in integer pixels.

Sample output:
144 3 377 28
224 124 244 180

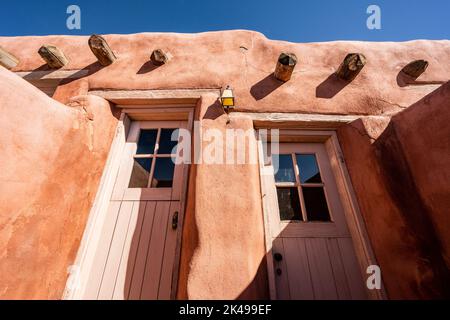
177 94 269 299
337 82 450 299
0 68 118 299
391 82 450 272
0 31 448 112
0 31 449 299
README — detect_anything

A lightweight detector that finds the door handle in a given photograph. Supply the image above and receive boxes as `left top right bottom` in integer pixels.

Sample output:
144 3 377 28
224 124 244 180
274 253 283 262
172 211 179 230
274 253 283 276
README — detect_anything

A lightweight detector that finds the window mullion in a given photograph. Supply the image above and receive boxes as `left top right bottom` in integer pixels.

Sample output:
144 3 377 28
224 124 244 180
300 183 324 188
292 153 308 222
154 128 162 154
134 154 153 159
147 128 161 188
153 154 176 158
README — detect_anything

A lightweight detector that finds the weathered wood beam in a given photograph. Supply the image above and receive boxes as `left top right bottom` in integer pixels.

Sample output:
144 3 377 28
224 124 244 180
89 88 220 105
38 45 69 68
88 35 116 66
0 47 19 70
336 53 366 81
150 49 169 66
274 52 297 82
401 59 428 79
16 69 89 80
231 112 360 129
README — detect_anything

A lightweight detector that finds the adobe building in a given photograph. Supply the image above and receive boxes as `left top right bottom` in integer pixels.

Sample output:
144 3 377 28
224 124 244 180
0 31 449 300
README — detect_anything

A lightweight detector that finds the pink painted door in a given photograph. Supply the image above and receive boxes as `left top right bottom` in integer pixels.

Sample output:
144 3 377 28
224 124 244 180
266 143 367 299
83 121 187 300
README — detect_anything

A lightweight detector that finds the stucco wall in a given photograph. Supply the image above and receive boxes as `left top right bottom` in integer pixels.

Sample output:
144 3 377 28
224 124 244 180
0 68 118 299
0 32 448 113
177 94 269 299
390 83 450 276
337 83 450 299
0 31 449 299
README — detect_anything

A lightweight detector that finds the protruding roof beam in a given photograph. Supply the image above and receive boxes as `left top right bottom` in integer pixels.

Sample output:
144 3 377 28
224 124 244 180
38 45 69 69
336 53 366 81
150 49 169 66
0 46 19 70
88 35 116 66
274 52 297 82
401 59 428 79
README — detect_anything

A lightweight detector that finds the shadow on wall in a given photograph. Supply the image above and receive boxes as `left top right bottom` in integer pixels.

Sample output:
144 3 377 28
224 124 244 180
59 62 105 86
250 70 354 101
338 81 450 299
250 74 285 101
236 257 270 300
203 98 226 120
137 61 161 74
372 81 450 298
316 73 351 99
22 61 105 88
396 70 446 88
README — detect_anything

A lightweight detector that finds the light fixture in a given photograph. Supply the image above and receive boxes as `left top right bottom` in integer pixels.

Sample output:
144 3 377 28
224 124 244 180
220 85 235 124
221 85 235 111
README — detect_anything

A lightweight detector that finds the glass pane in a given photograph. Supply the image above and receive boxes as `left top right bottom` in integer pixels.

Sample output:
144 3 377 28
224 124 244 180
303 187 331 221
158 128 179 154
136 129 157 154
274 154 295 183
151 157 175 188
276 187 302 221
128 158 152 188
296 154 322 183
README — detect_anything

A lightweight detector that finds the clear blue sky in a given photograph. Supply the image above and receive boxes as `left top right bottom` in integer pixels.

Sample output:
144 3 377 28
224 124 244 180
0 0 448 42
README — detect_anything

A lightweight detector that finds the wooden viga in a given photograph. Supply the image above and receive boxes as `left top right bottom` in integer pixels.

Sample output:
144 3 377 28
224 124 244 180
38 45 69 68
0 47 19 70
88 35 117 66
274 52 298 82
336 53 366 81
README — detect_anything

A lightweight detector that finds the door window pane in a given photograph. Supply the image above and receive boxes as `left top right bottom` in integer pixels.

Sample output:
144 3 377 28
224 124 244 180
274 155 295 183
151 157 175 188
136 129 157 155
276 187 302 221
302 187 331 221
158 129 179 154
296 154 322 183
129 158 152 188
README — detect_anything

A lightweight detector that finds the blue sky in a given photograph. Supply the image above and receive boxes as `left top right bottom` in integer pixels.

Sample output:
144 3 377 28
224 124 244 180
0 0 448 42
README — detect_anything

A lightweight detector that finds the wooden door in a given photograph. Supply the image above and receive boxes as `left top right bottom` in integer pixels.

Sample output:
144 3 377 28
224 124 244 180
83 121 187 300
264 142 367 300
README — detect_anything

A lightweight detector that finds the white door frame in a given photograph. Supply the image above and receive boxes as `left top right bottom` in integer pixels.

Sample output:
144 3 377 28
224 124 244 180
63 103 195 300
256 129 386 300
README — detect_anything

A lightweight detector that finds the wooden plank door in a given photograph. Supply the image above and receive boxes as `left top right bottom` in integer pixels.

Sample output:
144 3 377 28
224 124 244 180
264 142 367 300
83 120 187 300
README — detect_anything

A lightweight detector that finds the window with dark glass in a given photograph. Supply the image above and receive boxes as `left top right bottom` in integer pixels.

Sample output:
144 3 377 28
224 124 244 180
274 153 331 222
128 128 179 188
277 187 302 220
